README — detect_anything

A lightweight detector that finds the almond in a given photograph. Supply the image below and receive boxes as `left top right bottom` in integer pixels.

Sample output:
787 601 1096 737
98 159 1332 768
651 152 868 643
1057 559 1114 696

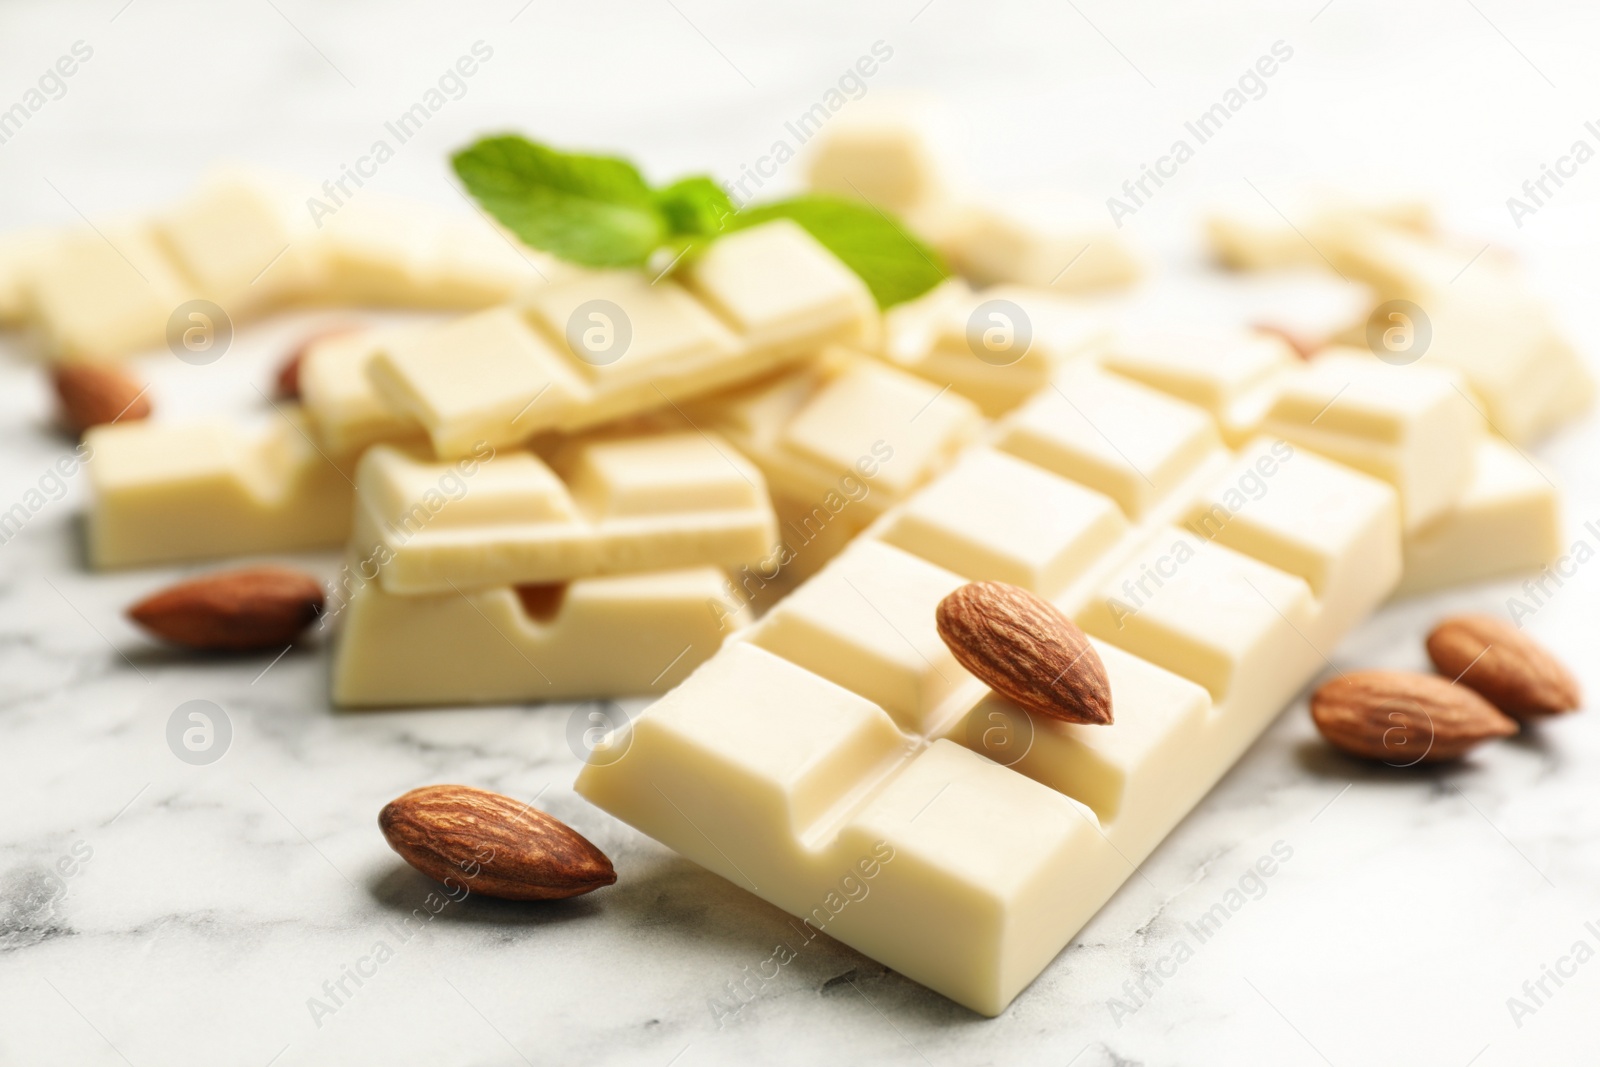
53 364 151 435
936 581 1112 725
1310 670 1517 763
379 785 616 901
1426 614 1580 719
127 565 324 651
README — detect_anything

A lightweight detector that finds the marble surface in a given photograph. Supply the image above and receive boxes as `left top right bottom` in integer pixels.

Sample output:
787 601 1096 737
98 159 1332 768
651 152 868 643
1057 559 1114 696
4 1 1600 1064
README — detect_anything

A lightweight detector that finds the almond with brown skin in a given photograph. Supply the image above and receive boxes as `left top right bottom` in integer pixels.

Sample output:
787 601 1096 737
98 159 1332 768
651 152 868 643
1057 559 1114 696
127 566 324 651
379 785 616 900
1426 614 1580 719
936 580 1112 725
53 365 151 435
1311 670 1517 763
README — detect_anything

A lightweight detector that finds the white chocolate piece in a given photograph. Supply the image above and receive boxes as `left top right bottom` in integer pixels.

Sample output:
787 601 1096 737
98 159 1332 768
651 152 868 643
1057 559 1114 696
747 539 966 733
1321 222 1593 443
887 284 1110 415
1320 219 1503 304
0 229 52 324
154 167 320 314
331 567 746 707
1397 439 1563 596
26 224 194 359
351 432 775 593
580 362 1404 1015
317 197 454 307
1205 187 1433 271
371 306 587 458
805 100 947 217
85 408 351 568
370 222 876 458
994 362 1222 520
879 446 1126 595
1078 527 1313 702
1100 331 1298 445
1185 439 1399 599
702 356 983 524
520 269 741 390
316 195 557 309
298 328 424 455
934 193 1141 292
960 638 1209 825
1262 351 1481 532
681 217 879 354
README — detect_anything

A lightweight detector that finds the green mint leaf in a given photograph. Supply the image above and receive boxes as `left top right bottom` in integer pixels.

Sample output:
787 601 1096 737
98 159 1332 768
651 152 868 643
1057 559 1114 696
655 176 735 237
451 135 948 306
451 135 667 268
728 195 948 308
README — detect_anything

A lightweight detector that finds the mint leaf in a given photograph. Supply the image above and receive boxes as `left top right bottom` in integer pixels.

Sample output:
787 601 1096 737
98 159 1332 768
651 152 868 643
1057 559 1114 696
655 177 735 237
728 195 947 308
451 135 667 268
451 136 949 307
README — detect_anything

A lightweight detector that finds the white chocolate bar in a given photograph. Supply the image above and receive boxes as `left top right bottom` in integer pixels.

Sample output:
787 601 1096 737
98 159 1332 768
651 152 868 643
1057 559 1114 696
330 567 746 707
881 282 1109 415
1397 438 1563 597
368 221 878 459
1260 350 1481 532
298 328 425 455
26 224 195 359
86 408 351 568
579 357 1403 1015
350 432 776 594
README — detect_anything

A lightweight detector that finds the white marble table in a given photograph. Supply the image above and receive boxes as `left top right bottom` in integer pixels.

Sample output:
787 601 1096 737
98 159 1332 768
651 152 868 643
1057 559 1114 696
3 1 1599 1063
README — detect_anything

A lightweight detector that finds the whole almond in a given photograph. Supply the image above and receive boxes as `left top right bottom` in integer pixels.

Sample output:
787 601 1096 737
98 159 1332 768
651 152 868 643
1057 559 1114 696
127 566 324 651
1311 670 1517 763
379 785 616 900
53 365 151 435
1426 614 1580 719
936 581 1112 725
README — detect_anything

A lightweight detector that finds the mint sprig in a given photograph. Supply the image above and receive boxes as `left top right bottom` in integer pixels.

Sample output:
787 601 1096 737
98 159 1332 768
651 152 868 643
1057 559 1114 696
451 134 946 308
